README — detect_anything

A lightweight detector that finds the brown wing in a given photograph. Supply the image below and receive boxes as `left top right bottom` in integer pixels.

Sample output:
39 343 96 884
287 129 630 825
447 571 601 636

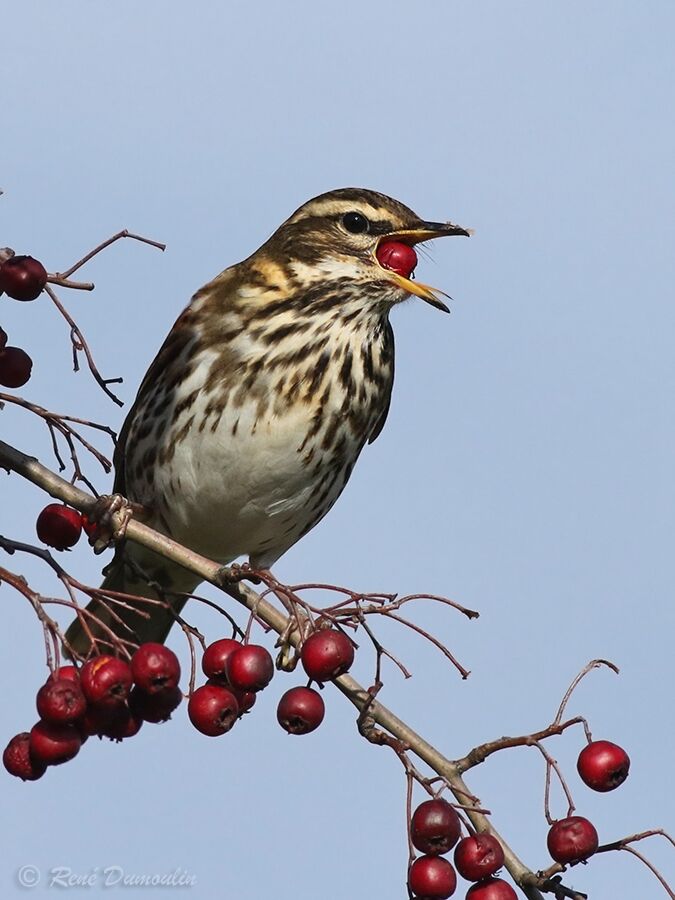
112 302 199 496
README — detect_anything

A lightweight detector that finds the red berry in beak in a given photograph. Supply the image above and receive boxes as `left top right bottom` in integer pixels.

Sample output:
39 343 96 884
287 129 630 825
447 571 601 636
376 241 418 279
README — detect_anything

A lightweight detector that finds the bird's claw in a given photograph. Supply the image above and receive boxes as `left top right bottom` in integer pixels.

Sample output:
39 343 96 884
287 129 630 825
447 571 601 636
216 562 262 586
85 494 144 553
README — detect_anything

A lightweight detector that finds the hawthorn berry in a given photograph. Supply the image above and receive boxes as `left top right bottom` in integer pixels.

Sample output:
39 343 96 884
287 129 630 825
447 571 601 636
375 240 418 279
577 740 630 792
81 514 102 542
0 346 33 388
277 686 325 734
131 643 181 694
3 732 46 781
466 877 518 900
547 816 599 864
411 798 461 855
0 326 6 350
301 629 354 682
454 834 505 881
129 685 183 723
201 638 241 683
47 665 80 684
80 656 133 708
225 644 274 692
228 686 256 715
36 678 86 725
0 255 48 301
188 684 239 736
408 855 457 899
36 504 82 550
84 704 143 740
29 720 81 765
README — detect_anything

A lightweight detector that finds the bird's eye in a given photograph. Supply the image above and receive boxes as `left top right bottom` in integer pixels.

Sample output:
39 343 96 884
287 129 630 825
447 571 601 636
342 211 370 234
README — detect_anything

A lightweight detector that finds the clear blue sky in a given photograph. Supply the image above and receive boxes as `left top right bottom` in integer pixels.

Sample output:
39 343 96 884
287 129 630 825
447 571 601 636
2 2 673 898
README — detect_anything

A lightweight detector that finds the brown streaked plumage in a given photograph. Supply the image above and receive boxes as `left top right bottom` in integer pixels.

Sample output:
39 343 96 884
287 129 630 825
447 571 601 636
65 188 469 655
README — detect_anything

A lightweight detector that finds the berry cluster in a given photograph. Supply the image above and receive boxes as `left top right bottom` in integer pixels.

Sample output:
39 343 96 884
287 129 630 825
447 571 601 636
3 627 355 779
545 739 630 866
408 798 513 899
189 628 354 738
2 644 182 780
407 735 630 898
0 254 47 389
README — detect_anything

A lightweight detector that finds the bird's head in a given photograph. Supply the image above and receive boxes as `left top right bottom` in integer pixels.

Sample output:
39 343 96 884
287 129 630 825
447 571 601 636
256 187 470 314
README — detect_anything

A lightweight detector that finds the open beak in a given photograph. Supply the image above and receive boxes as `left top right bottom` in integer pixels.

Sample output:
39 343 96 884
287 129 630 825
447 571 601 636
378 220 471 313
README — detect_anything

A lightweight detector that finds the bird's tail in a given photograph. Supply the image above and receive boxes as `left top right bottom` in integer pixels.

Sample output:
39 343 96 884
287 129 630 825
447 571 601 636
64 547 202 658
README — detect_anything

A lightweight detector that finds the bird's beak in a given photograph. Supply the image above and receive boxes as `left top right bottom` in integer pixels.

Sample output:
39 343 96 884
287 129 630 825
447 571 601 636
379 220 471 313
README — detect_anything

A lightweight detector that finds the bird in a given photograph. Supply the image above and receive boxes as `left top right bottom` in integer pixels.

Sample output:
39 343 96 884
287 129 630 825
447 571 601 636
65 188 469 656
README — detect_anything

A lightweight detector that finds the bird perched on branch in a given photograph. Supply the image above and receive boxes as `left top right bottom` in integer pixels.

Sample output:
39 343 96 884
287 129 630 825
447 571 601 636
65 188 469 656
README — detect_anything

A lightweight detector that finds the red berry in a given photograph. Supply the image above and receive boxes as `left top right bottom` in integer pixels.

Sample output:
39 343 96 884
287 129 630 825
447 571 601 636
36 678 86 724
29 721 81 765
225 644 274 692
277 686 325 734
36 504 82 550
80 656 133 708
375 240 418 279
82 703 143 740
188 684 239 736
577 740 630 792
102 709 143 740
201 638 241 682
229 687 256 715
411 798 461 855
408 855 457 899
301 629 354 682
0 326 7 350
0 346 33 388
81 514 101 542
547 816 599 864
466 877 518 900
3 732 46 781
129 685 182 723
47 665 80 684
0 255 48 301
205 678 256 715
131 643 181 694
102 707 142 740
454 834 505 881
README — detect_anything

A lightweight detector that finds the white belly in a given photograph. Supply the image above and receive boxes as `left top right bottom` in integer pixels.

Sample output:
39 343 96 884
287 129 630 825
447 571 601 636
163 401 322 563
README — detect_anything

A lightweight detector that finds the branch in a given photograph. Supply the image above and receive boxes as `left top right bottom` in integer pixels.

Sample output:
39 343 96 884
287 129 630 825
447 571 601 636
2 437 597 900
